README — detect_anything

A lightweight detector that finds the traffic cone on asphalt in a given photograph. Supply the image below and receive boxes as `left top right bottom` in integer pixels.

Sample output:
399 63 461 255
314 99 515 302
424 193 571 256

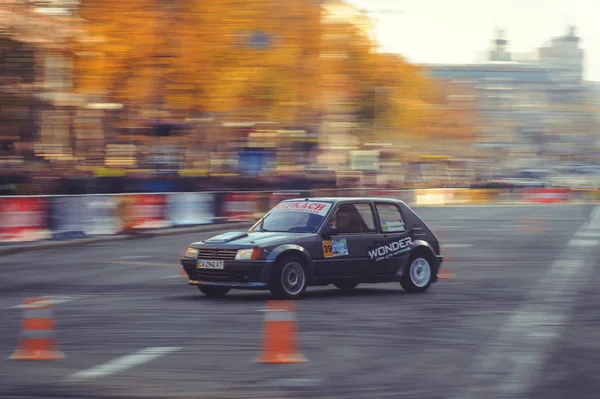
10 298 64 361
255 301 308 364
438 268 456 279
517 218 546 233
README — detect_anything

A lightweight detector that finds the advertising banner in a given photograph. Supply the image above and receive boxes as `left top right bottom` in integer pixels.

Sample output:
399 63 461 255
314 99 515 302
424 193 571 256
119 194 172 231
167 193 215 225
83 195 122 236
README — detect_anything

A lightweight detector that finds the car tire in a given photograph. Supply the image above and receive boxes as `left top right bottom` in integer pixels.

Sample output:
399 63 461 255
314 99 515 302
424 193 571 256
400 254 434 293
270 256 308 300
334 281 360 292
198 286 231 297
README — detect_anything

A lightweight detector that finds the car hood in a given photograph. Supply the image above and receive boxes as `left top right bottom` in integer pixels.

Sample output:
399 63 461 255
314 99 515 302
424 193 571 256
191 231 313 247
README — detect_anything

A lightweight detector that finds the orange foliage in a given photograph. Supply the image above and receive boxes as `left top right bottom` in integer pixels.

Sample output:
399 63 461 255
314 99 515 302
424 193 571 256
75 0 322 123
74 0 476 141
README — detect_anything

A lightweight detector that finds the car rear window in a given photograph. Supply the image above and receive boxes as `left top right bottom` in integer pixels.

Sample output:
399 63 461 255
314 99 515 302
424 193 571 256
375 203 406 233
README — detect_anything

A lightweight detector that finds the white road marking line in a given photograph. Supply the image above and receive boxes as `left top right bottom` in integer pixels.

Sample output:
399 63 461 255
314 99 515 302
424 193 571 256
433 225 514 230
586 207 600 228
110 260 177 267
68 347 182 381
442 244 473 249
568 239 598 247
447 206 600 399
575 231 600 237
115 256 155 260
9 296 89 309
163 274 185 279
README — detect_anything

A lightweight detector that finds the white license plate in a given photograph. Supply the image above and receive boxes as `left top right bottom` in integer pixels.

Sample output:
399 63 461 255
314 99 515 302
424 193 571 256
196 260 225 270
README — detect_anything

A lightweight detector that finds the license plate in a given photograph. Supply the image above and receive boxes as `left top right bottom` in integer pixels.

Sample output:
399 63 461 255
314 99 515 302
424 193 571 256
196 260 225 270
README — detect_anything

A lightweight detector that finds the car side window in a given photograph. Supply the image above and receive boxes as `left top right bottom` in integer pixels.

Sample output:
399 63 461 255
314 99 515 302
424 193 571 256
330 203 376 234
375 203 406 233
355 204 376 232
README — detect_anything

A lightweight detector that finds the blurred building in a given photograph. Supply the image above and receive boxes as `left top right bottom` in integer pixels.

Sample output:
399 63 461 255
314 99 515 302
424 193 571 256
424 27 597 164
0 0 82 163
319 0 374 171
539 26 584 85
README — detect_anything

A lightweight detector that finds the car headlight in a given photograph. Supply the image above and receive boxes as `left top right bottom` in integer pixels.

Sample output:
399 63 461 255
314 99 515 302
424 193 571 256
184 247 199 258
235 248 260 260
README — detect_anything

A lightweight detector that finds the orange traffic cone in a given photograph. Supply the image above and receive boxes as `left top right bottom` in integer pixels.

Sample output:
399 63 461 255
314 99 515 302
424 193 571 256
517 218 546 233
255 301 308 364
438 268 456 279
10 298 64 361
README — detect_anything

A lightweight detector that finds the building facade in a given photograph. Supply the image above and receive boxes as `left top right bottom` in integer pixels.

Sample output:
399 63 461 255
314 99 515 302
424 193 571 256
424 27 597 159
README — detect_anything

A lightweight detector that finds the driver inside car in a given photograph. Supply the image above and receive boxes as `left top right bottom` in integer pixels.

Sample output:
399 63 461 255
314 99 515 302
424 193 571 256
333 207 354 234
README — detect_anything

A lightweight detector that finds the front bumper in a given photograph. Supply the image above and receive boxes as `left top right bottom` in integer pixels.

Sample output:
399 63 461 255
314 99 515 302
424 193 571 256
188 280 268 289
180 258 272 289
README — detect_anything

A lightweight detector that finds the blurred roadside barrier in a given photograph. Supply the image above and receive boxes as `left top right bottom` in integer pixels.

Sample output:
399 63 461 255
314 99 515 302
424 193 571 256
222 192 259 222
1 187 600 244
374 189 415 204
121 194 172 230
83 195 122 236
0 197 51 242
414 189 452 205
167 192 215 226
49 197 87 240
522 188 571 204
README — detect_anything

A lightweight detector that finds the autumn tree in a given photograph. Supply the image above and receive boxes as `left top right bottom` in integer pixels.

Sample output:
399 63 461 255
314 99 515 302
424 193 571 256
75 0 476 145
75 0 323 124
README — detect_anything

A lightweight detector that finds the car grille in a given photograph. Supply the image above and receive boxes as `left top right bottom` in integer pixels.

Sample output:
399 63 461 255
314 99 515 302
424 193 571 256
192 268 263 283
197 249 238 260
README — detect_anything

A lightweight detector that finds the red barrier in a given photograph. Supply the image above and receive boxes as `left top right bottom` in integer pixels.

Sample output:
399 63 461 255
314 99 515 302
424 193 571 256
120 194 171 230
222 193 258 221
522 188 571 203
0 197 50 242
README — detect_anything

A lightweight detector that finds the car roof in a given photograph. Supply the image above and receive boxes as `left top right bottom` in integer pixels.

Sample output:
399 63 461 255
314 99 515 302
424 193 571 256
282 197 404 204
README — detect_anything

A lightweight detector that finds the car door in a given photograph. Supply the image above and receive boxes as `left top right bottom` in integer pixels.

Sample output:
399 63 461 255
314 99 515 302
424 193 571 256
314 202 380 279
368 202 413 277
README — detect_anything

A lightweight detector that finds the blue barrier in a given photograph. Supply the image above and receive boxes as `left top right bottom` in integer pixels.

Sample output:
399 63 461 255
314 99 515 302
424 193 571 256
49 196 87 240
167 193 215 226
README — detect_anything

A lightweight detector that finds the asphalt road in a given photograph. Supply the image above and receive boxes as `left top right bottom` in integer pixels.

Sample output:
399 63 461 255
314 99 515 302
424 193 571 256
1 205 599 399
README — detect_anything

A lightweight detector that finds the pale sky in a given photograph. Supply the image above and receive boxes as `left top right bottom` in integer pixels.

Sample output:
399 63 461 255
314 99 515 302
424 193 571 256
347 0 600 81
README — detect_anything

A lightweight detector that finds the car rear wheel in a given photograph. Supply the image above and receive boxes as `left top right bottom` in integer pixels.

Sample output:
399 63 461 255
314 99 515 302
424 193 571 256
400 255 433 293
198 286 231 297
334 281 360 292
270 256 308 300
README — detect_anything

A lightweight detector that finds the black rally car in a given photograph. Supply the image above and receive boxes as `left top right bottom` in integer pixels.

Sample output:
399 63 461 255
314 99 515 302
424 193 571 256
180 197 443 299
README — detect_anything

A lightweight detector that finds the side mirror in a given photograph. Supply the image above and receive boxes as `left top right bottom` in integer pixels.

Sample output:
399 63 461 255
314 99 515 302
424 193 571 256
321 225 339 239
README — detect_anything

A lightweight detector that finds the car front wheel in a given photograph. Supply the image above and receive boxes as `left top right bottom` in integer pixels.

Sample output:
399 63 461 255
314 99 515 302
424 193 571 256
400 255 434 293
270 256 308 300
198 286 231 297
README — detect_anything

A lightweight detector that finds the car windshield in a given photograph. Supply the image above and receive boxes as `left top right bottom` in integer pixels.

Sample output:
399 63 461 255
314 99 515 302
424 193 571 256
252 200 332 233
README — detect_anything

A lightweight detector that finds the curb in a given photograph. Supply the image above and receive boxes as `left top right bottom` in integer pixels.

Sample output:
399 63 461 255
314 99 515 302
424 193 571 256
0 222 253 256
